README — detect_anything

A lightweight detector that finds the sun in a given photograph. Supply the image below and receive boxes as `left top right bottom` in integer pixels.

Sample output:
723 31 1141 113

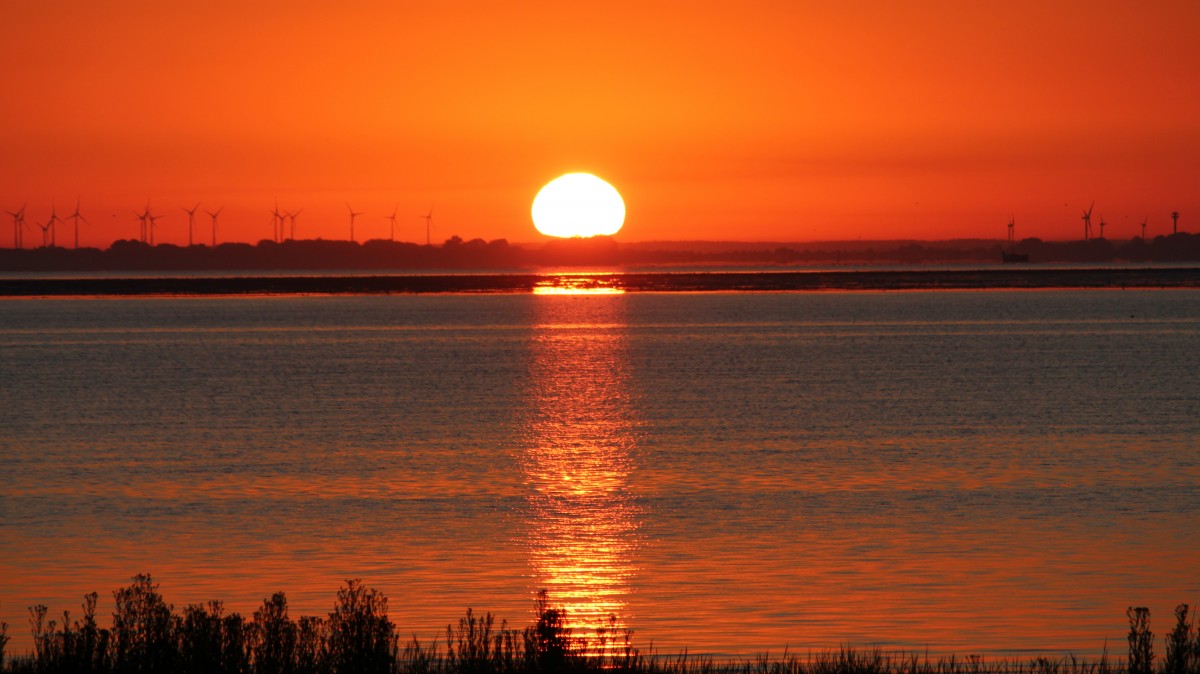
531 173 625 238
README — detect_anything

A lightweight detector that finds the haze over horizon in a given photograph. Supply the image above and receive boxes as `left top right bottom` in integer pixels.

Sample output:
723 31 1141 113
3 2 1197 248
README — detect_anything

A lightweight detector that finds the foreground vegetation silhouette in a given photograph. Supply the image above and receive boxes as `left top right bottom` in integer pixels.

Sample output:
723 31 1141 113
2 575 1199 674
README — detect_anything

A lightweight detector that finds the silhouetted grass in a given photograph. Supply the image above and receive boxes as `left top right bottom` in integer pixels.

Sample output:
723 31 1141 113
3 575 1198 674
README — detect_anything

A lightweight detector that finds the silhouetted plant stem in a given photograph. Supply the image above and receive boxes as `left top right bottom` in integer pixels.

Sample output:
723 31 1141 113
1128 607 1154 674
1164 605 1196 674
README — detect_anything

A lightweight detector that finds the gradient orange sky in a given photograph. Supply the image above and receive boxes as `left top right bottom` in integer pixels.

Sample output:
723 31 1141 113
2 1 1198 247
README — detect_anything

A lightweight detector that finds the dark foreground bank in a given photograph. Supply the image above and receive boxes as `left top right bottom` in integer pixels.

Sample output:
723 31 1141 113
2 575 1198 674
4 267 1200 297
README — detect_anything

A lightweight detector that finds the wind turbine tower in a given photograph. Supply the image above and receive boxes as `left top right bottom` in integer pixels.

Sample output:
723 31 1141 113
385 205 399 242
205 206 223 246
1098 215 1106 239
1007 216 1015 249
65 199 89 249
1081 201 1095 241
47 202 64 247
271 201 286 242
1172 211 1180 234
347 203 362 243
146 207 163 246
1141 216 1148 240
419 206 433 245
183 203 200 246
286 209 301 240
136 203 152 243
6 205 25 249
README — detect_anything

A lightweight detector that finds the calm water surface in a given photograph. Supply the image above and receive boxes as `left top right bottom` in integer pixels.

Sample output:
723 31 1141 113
2 289 1198 657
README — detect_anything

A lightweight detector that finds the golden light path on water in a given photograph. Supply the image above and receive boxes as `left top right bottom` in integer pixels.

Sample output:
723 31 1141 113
531 286 625 295
520 282 640 649
532 273 625 296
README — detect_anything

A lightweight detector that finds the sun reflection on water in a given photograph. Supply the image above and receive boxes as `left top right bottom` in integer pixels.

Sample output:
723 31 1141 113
520 292 640 647
532 286 625 295
532 274 625 295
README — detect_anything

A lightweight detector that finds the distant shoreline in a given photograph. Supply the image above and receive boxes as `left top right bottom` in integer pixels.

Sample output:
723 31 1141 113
3 232 1200 274
3 267 1200 297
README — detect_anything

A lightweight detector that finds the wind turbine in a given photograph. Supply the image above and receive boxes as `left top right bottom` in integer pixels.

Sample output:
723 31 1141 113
64 198 89 249
285 209 301 240
346 203 362 242
1081 201 1095 241
47 201 64 247
419 206 433 245
1172 211 1180 234
1007 216 1015 249
5 205 25 249
136 202 152 243
1141 216 1148 240
205 206 223 246
271 200 286 242
1098 214 1106 239
146 206 163 246
385 205 399 242
37 221 51 248
183 203 200 246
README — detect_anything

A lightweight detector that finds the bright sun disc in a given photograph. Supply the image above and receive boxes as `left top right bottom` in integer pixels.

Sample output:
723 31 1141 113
531 173 625 238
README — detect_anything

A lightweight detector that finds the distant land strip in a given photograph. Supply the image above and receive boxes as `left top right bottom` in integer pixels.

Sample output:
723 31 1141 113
4 231 1200 272
3 267 1200 297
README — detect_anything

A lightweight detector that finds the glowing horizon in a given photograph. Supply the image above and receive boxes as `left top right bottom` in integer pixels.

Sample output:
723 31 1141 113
1 3 1197 247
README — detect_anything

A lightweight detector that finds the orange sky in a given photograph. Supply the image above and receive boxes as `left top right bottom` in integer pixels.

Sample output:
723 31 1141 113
2 1 1198 247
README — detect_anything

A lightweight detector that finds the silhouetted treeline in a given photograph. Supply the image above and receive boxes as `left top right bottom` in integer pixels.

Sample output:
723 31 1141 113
3 574 1200 674
0 237 528 272
1007 234 1200 264
5 233 1200 272
624 234 1200 266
